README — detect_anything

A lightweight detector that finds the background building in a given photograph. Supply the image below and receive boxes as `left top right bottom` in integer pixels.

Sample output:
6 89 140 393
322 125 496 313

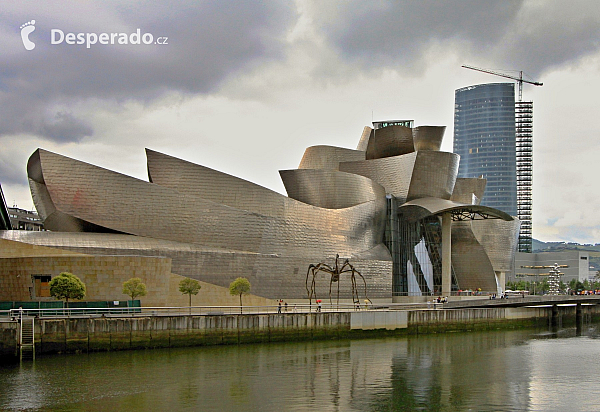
512 250 590 285
453 83 517 216
7 207 44 231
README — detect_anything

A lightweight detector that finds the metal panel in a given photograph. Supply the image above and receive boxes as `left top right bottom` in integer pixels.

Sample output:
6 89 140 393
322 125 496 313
279 169 386 209
298 145 365 170
146 149 286 218
365 125 414 160
451 178 487 205
412 126 445 151
340 151 459 203
356 126 372 151
340 152 417 201
406 151 459 201
470 218 520 272
451 222 497 291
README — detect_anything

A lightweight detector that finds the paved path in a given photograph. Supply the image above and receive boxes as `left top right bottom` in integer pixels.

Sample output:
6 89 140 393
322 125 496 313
446 295 600 309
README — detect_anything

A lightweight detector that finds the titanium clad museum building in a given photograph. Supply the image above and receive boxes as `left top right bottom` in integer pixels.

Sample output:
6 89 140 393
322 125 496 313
0 123 519 305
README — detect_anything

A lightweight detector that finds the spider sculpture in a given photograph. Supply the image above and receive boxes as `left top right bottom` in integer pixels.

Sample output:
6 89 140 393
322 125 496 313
306 254 371 307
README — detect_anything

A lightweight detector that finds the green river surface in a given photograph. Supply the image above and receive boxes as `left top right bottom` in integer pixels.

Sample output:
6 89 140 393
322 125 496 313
2 323 600 411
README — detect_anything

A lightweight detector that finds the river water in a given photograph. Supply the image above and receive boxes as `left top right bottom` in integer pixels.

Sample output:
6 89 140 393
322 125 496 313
2 324 600 411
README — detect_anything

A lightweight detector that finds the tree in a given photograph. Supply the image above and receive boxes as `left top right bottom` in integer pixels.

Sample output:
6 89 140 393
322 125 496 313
229 277 251 313
569 278 578 291
179 278 201 313
122 278 147 304
49 272 86 306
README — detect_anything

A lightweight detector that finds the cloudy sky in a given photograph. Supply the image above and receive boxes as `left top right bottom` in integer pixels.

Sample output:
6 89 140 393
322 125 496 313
1 0 600 243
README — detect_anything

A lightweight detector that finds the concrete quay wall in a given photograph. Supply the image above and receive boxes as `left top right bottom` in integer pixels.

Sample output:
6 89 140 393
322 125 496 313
1 305 597 358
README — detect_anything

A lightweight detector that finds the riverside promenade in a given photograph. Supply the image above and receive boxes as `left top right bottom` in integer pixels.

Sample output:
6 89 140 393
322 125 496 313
2 297 599 360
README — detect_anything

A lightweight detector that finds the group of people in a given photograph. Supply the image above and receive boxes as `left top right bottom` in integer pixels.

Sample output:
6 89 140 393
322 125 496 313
490 292 521 299
277 299 288 313
434 296 448 303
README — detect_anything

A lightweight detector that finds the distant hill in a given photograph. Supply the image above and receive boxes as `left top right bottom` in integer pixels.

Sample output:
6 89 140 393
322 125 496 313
533 239 600 270
533 239 600 252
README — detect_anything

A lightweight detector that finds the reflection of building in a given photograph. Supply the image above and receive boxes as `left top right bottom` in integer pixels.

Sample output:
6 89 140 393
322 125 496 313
454 83 517 216
0 123 519 304
513 251 590 284
8 207 44 231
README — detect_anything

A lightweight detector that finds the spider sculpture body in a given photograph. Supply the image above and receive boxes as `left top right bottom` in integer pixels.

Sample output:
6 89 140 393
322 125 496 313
306 254 371 306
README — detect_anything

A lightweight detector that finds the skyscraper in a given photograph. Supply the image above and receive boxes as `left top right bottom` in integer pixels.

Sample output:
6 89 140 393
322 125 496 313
453 83 517 217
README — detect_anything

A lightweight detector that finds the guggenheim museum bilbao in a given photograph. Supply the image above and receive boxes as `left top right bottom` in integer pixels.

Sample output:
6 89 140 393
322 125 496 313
0 121 519 305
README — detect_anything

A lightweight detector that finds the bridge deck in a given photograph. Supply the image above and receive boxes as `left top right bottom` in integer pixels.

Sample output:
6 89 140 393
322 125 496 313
445 295 600 309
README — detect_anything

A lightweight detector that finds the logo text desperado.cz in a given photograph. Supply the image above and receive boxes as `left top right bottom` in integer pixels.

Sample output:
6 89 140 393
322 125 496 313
51 29 167 48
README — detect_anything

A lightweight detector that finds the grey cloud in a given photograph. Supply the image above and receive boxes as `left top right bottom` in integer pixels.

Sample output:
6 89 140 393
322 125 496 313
0 148 28 185
497 1 600 76
0 0 296 141
313 0 523 74
39 112 93 142
314 0 600 78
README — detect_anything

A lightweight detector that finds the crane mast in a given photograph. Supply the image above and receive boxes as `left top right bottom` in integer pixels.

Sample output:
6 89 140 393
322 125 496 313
461 65 543 253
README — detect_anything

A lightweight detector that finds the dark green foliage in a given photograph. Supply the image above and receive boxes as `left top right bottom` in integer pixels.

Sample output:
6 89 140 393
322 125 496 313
49 272 86 303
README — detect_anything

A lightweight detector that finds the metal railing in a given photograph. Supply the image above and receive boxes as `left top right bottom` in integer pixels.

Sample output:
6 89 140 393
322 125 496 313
6 302 450 319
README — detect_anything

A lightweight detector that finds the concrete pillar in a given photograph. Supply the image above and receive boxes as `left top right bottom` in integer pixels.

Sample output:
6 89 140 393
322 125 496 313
551 304 559 327
442 212 452 297
576 302 583 336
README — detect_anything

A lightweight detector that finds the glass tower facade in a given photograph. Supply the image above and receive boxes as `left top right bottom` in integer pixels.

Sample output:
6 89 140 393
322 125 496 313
453 83 517 216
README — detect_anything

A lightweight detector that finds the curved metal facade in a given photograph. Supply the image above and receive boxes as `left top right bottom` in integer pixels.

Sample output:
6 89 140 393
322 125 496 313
451 222 498 291
365 125 414 160
470 218 520 272
339 151 459 203
298 145 365 170
5 120 518 302
146 149 286 218
279 169 386 209
412 126 445 152
451 178 487 205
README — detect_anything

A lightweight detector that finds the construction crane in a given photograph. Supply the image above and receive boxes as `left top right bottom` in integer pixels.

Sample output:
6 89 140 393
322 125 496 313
461 65 543 101
462 64 543 254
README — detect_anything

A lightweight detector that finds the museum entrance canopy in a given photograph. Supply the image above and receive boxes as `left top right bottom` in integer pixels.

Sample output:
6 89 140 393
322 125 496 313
398 197 514 222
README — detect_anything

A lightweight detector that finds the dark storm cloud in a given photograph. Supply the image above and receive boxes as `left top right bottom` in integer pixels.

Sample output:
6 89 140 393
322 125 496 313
0 0 296 142
315 0 600 77
314 0 523 73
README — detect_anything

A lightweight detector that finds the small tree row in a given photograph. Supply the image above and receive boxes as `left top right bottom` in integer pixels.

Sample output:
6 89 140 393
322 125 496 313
47 272 252 312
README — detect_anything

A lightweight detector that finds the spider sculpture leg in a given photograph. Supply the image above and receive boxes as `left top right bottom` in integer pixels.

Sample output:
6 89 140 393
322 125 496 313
306 264 316 306
307 264 324 307
355 268 372 304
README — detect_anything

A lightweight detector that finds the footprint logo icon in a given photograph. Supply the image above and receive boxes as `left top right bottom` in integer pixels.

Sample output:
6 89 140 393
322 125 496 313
20 20 36 51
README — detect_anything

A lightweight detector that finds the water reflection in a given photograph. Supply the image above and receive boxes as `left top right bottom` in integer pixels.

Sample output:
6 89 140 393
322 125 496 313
1 325 600 411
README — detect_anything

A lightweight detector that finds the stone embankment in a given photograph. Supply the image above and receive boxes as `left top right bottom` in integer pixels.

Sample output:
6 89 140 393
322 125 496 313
1 304 598 359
